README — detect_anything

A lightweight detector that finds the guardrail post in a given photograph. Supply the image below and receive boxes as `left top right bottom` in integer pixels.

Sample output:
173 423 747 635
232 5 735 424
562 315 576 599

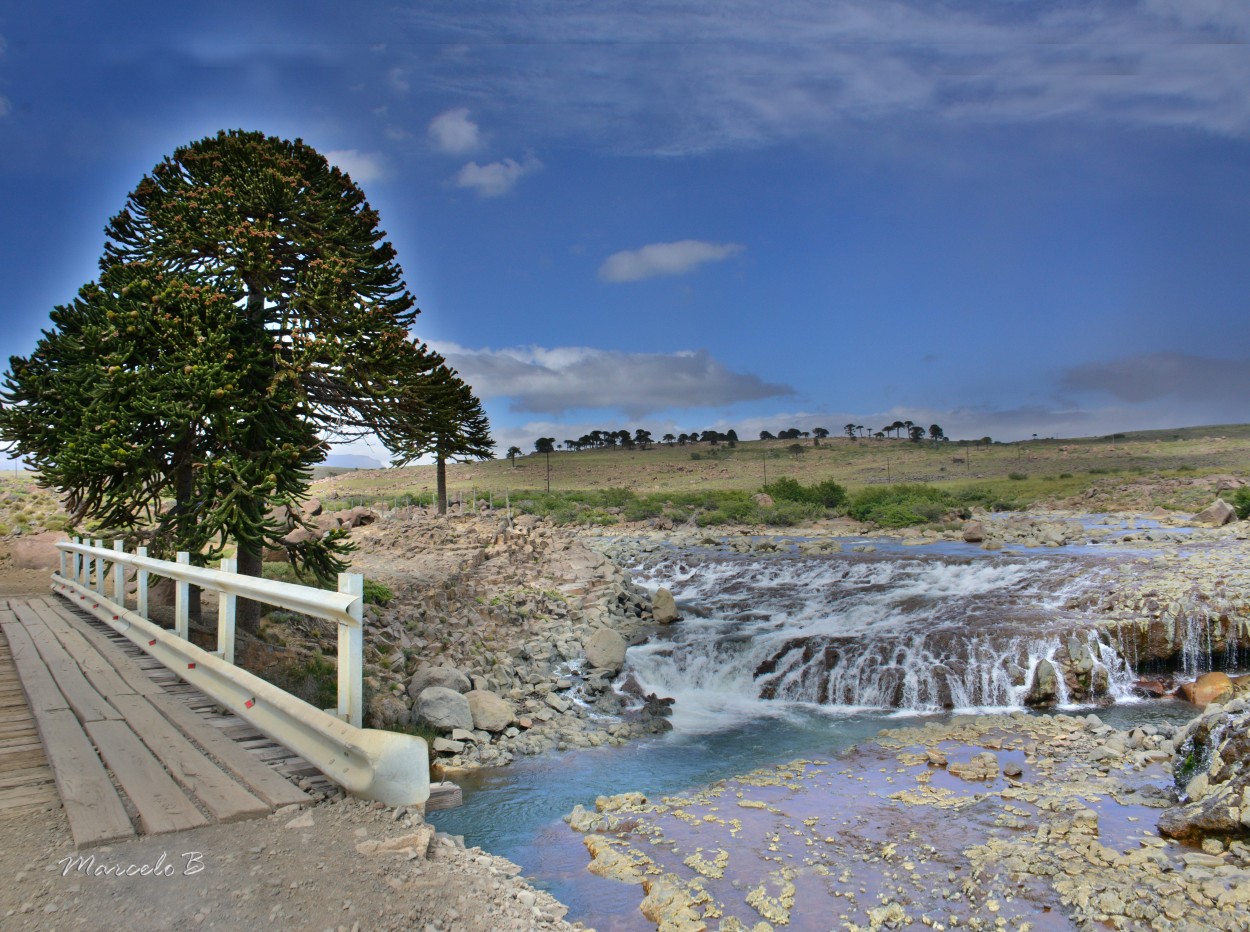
93 538 105 596
338 573 364 728
112 539 125 605
72 537 81 584
136 546 149 619
217 557 237 664
59 546 67 579
175 552 190 639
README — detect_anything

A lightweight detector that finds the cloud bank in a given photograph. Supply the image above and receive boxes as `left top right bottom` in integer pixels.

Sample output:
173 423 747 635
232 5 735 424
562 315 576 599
403 1 1250 153
598 241 744 283
432 342 794 418
1061 352 1250 404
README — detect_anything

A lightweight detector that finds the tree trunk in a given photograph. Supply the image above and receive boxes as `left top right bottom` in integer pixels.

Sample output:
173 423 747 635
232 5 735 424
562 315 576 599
236 547 264 633
172 460 203 624
436 454 447 515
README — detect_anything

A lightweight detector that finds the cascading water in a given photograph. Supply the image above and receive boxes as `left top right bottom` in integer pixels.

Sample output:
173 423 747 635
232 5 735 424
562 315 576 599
619 545 1138 732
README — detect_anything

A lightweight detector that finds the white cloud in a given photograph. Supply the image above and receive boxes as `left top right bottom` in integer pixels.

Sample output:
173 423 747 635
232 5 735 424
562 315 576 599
453 155 541 197
599 241 744 283
428 107 482 153
401 2 1250 151
431 342 793 418
325 149 388 183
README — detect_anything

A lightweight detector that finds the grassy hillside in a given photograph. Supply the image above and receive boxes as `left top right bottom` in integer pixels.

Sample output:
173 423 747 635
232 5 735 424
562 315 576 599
309 424 1250 516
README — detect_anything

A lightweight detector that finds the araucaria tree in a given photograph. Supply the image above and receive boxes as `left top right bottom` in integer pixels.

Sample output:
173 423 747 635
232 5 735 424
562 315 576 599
1 129 486 625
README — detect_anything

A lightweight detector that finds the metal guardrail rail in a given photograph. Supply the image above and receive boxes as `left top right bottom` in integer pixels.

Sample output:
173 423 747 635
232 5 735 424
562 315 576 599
52 538 429 808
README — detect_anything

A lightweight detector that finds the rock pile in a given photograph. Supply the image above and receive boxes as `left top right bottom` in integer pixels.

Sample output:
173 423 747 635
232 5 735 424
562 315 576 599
1160 698 1250 844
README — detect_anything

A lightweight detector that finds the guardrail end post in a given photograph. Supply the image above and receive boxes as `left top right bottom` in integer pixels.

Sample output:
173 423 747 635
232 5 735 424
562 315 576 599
94 538 106 595
338 573 364 729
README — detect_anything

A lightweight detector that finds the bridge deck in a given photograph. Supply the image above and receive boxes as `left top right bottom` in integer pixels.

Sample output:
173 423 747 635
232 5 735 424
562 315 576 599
0 596 317 848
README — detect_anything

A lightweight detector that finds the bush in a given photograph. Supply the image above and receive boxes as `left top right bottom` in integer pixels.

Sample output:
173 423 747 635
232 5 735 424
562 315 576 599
363 578 393 605
1232 487 1250 520
848 484 956 528
764 477 848 509
1007 472 1027 481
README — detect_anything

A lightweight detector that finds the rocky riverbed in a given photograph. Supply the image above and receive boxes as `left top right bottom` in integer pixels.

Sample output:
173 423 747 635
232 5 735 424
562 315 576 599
564 704 1250 930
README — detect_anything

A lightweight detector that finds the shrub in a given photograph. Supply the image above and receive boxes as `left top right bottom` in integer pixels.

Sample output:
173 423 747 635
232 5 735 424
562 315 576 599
764 477 848 509
1232 487 1250 520
363 578 393 605
848 484 956 528
1007 472 1027 481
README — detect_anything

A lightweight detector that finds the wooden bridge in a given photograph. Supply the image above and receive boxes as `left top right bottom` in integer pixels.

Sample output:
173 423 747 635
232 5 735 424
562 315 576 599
0 595 317 847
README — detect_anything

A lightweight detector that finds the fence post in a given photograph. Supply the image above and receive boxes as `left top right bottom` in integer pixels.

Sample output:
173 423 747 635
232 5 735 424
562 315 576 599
175 552 190 640
136 546 149 619
59 546 67 580
112 539 125 606
337 573 364 728
93 539 106 596
218 556 237 664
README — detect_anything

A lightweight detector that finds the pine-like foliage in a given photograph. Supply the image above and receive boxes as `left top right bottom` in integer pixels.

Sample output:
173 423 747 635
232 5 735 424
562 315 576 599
1 129 489 588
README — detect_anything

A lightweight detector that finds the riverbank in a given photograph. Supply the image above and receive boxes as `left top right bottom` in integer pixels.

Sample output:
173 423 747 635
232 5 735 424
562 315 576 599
564 707 1250 930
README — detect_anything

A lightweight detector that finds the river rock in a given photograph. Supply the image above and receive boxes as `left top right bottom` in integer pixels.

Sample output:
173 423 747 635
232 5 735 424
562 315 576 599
651 588 680 624
1192 498 1236 526
465 689 514 732
408 665 472 699
962 521 985 543
1159 705 1250 843
412 686 474 732
1178 671 1235 707
1024 660 1059 706
949 751 999 781
584 628 627 673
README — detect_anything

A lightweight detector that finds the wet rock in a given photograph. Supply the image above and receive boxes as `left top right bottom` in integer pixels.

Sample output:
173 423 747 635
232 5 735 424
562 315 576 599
639 873 706 930
949 751 999 781
584 627 627 673
1160 705 1250 843
1178 672 1235 707
651 587 681 624
1025 659 1059 707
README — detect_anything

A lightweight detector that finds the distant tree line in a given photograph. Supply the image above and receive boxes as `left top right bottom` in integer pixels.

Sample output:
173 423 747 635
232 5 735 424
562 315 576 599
529 421 964 454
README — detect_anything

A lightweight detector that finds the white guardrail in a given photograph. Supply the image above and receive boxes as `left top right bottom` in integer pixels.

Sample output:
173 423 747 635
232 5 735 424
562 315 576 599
53 537 429 808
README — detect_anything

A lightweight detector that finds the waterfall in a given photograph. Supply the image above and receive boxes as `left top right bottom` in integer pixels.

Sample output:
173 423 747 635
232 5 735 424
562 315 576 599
619 546 1134 733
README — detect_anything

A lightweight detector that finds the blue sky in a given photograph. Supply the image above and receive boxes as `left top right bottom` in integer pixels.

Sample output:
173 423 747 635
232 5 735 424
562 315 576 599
2 1 1248 464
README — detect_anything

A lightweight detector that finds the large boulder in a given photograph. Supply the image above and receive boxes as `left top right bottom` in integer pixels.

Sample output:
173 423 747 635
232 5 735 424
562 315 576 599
1024 659 1059 707
7 531 68 569
407 666 472 699
1177 671 1234 707
651 588 681 625
962 521 985 544
412 687 473 732
1192 498 1236 526
465 689 514 732
584 628 628 673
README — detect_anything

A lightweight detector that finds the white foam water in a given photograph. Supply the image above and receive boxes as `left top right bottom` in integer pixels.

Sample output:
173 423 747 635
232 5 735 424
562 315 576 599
620 546 1140 733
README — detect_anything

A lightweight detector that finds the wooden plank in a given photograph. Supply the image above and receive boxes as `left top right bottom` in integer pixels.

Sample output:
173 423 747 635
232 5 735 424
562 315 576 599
142 692 310 809
0 621 70 715
84 719 206 835
0 784 59 808
27 600 138 701
109 694 268 822
9 605 119 723
0 748 50 770
47 611 164 699
0 766 55 790
33 707 134 846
